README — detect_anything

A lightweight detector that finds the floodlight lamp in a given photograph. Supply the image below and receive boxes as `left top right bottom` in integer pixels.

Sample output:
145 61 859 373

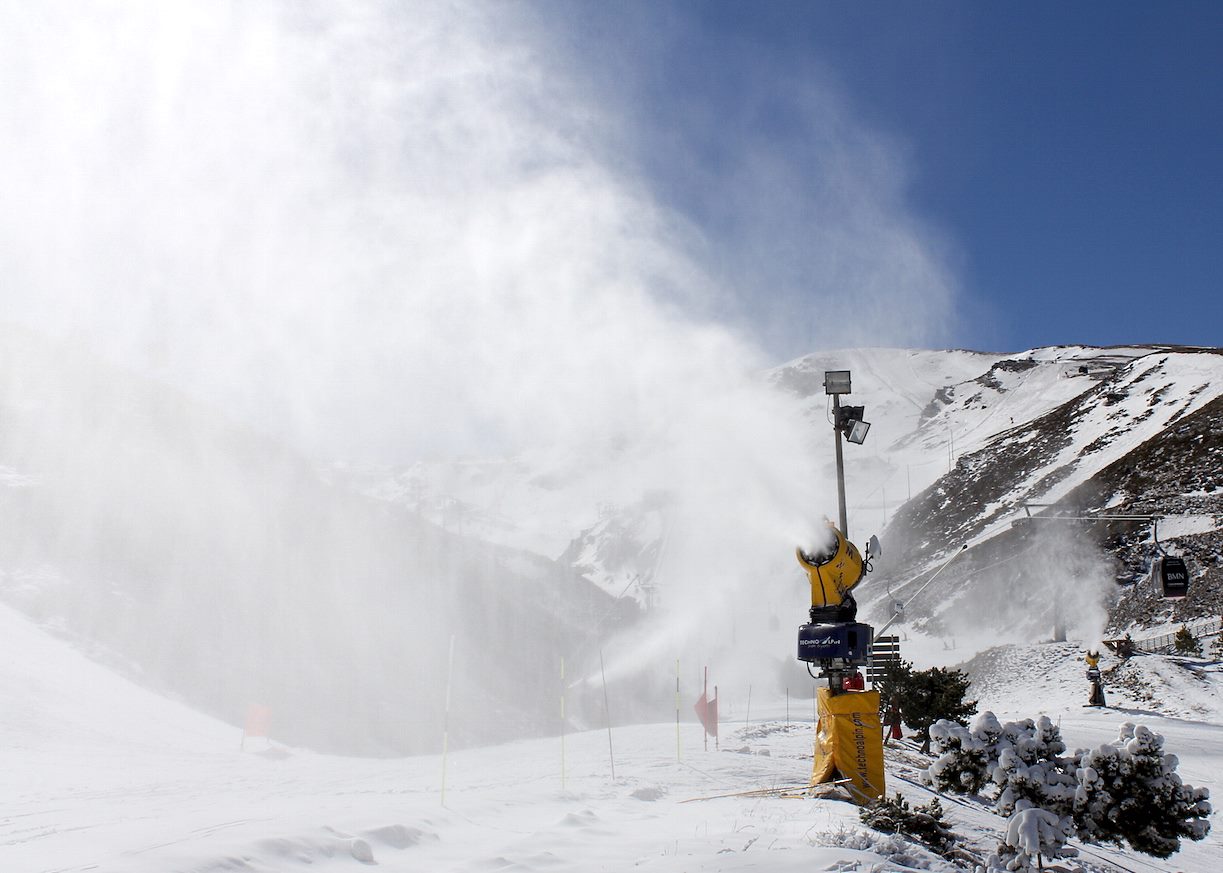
845 419 871 445
823 370 852 395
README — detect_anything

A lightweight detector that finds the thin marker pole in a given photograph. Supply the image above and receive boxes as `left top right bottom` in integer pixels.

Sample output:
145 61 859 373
560 656 566 792
441 634 455 806
600 650 616 780
675 659 681 762
745 684 752 729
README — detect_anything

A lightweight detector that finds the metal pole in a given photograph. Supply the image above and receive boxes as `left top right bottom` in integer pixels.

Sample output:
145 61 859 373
832 393 848 537
441 634 455 806
560 656 566 791
703 666 708 752
675 659 681 763
600 650 615 780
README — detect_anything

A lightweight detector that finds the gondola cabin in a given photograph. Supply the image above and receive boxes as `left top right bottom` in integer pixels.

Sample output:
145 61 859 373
1154 555 1190 599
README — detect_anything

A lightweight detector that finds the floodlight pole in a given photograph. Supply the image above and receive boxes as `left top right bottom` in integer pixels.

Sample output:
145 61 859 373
832 393 848 538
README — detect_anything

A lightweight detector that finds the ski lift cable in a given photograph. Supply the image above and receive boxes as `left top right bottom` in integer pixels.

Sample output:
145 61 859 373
873 544 967 641
1020 502 1159 523
940 539 1046 584
1019 505 1176 557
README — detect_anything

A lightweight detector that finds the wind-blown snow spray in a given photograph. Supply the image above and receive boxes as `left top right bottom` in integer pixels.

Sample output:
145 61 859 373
0 1 964 754
934 523 1116 650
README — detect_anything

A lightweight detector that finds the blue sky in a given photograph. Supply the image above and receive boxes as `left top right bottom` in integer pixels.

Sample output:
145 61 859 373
537 1 1222 355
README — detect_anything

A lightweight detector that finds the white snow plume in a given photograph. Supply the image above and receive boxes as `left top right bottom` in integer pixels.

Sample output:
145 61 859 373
936 524 1116 650
1024 524 1115 647
0 2 962 746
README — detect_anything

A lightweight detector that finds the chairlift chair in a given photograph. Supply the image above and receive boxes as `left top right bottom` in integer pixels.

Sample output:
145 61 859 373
1154 554 1190 599
1150 517 1190 600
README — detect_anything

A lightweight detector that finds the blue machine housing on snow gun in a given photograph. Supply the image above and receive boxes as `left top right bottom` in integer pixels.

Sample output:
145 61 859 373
797 621 873 665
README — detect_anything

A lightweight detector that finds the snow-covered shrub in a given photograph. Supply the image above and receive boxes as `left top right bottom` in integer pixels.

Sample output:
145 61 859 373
1073 722 1212 858
923 711 1074 808
993 747 1079 820
992 717 1077 820
813 823 934 870
925 714 1211 861
995 807 1076 871
858 792 957 857
924 712 1001 794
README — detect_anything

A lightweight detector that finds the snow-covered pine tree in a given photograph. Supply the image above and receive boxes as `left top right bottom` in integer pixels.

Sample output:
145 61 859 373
992 716 1078 820
924 711 1002 794
993 806 1076 871
858 792 958 857
924 715 1212 861
894 665 977 753
1073 723 1212 858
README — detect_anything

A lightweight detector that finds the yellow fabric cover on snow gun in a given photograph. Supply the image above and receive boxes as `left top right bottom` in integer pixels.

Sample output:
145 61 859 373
811 687 885 804
797 522 866 610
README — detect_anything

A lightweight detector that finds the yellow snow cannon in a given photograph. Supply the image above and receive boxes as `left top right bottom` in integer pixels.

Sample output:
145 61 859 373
796 522 885 804
795 522 872 680
1085 649 1106 707
797 522 866 619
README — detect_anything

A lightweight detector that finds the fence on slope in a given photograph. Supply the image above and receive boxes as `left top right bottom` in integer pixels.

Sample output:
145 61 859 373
1125 615 1221 654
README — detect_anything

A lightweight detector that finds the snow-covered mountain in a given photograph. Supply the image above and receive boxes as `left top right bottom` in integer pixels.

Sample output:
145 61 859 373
872 348 1223 642
351 344 1222 642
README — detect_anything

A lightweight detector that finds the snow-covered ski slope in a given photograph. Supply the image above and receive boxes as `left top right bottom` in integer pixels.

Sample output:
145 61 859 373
5 599 1221 872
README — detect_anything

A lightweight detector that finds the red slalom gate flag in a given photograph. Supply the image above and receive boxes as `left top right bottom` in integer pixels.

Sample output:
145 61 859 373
693 691 718 738
242 704 272 749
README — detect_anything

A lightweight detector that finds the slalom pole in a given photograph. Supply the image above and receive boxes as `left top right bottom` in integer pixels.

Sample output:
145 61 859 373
600 650 616 780
560 656 566 792
786 687 790 726
441 634 455 806
675 659 681 762
703 666 708 752
745 684 752 729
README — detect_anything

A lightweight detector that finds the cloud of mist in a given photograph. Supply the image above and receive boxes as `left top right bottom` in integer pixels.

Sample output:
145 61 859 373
938 525 1116 652
0 1 967 742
